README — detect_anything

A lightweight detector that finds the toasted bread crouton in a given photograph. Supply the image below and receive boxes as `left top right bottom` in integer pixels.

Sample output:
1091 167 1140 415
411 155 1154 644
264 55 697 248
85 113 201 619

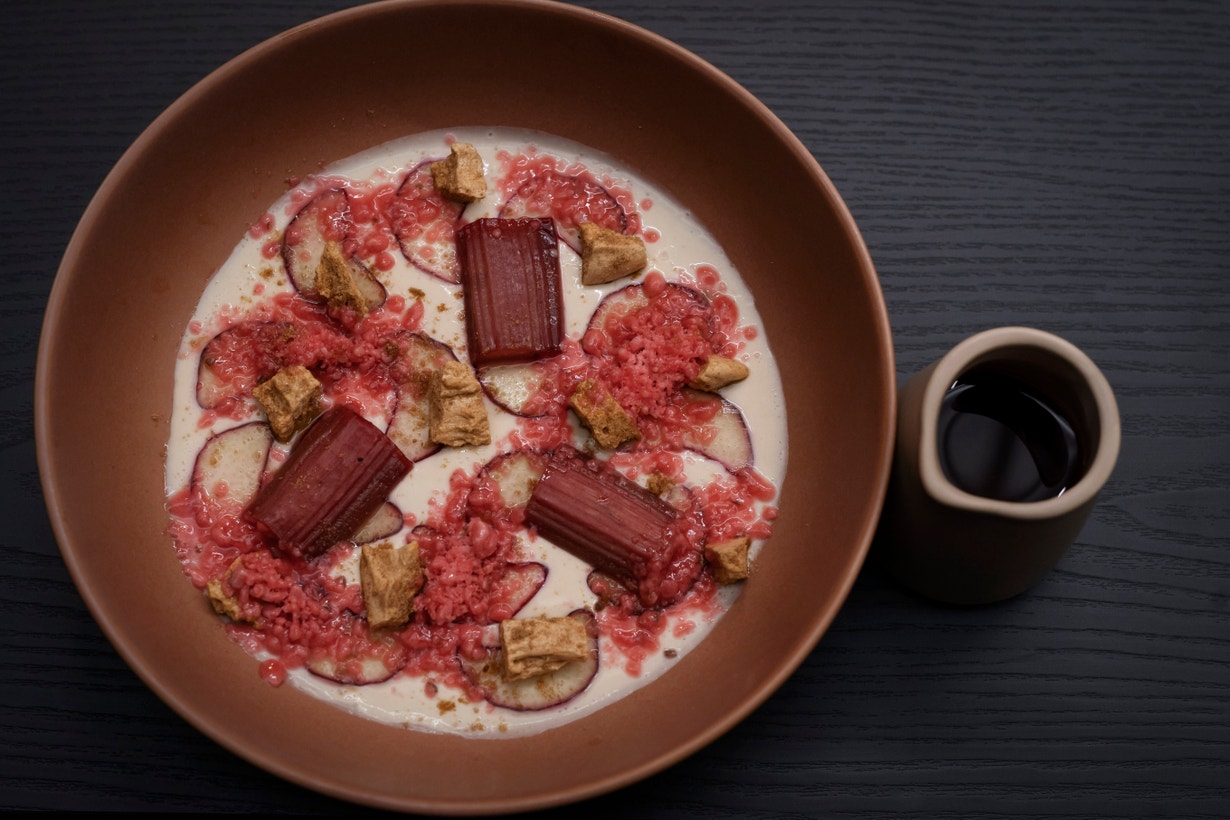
568 379 640 450
578 222 647 285
359 541 423 630
315 241 371 315
688 355 750 392
499 616 591 681
428 360 491 447
704 535 751 585
253 365 322 443
430 142 487 203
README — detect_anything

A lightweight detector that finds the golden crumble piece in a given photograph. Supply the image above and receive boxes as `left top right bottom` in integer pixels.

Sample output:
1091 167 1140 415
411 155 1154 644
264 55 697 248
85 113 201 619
316 241 370 316
704 535 751 585
253 365 321 443
205 557 256 624
578 222 647 286
568 379 640 450
646 471 675 496
500 616 590 681
430 142 487 203
689 355 750 392
205 578 244 622
428 361 491 447
360 541 424 630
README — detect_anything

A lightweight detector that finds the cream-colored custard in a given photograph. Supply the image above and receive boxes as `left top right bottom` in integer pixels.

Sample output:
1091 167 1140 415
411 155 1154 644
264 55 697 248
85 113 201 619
166 128 787 737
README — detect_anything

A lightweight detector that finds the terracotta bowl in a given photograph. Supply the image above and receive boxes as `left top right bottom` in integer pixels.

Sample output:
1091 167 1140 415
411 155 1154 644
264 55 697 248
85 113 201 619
35 0 894 813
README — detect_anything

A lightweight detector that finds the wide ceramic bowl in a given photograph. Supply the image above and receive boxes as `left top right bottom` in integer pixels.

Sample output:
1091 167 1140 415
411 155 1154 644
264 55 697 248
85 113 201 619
35 0 894 813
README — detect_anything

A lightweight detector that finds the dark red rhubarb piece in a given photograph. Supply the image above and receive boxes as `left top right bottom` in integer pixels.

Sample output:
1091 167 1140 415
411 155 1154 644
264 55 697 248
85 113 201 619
456 217 563 367
525 450 701 607
245 405 412 559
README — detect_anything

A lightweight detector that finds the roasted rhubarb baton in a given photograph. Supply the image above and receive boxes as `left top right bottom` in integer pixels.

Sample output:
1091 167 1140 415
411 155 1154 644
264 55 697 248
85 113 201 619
457 217 564 367
524 450 702 607
245 405 412 559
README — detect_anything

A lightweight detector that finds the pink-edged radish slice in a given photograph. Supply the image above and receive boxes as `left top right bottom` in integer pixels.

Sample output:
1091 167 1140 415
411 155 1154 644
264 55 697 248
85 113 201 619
389 158 465 283
498 170 627 253
486 561 548 620
305 640 407 685
196 320 297 410
384 332 459 462
477 362 553 417
677 389 754 471
385 383 439 462
190 422 274 509
473 449 550 512
282 187 387 310
459 608 598 711
581 280 713 357
352 501 404 545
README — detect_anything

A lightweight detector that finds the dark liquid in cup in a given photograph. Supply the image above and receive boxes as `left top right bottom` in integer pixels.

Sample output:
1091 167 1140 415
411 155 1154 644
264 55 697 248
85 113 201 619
938 374 1082 502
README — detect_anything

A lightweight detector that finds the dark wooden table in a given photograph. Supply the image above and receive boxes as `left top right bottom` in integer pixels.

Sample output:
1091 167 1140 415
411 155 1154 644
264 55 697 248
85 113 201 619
5 0 1228 815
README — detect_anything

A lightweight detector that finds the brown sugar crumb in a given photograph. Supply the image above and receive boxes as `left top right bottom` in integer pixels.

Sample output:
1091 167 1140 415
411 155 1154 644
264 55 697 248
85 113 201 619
359 541 424 630
568 379 640 450
430 142 487 203
253 365 321 443
316 241 371 316
428 361 491 447
688 355 750 392
704 535 751 585
645 471 675 496
499 617 590 681
578 222 647 285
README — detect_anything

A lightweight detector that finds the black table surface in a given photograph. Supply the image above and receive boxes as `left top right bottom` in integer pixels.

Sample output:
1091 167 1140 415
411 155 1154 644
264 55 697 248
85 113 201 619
5 0 1228 816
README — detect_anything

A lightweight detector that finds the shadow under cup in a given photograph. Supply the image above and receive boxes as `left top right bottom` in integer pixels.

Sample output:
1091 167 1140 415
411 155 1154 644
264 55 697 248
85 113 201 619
875 327 1121 605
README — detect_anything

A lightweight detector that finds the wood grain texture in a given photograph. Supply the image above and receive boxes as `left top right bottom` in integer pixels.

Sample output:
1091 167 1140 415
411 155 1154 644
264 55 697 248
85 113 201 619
3 0 1227 815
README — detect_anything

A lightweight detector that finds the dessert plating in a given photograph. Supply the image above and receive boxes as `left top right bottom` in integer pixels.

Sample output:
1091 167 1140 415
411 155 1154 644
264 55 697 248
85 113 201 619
165 128 786 737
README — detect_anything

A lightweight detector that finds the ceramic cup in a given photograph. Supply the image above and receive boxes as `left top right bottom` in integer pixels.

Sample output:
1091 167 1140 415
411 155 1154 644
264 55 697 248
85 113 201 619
875 327 1121 605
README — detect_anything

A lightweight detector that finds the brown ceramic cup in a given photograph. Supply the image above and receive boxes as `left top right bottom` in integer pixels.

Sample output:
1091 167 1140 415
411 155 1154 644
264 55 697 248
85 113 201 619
875 327 1121 605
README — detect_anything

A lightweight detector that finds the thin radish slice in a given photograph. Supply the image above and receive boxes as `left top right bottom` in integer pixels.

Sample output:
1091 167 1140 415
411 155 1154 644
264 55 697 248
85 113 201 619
487 561 548 620
282 187 387 310
474 449 550 511
459 609 598 711
386 395 437 463
306 642 407 685
477 362 552 417
352 501 404 545
389 159 465 283
498 170 627 253
196 320 297 410
384 332 459 462
677 389 754 471
190 422 274 508
283 188 348 291
582 281 712 353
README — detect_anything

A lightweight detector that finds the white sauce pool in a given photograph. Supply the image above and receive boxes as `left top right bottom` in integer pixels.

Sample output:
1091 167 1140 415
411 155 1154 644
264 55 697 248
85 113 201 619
166 127 787 737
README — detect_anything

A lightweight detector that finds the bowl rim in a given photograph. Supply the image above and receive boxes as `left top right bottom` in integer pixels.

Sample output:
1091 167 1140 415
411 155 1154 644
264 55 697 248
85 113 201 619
34 0 896 811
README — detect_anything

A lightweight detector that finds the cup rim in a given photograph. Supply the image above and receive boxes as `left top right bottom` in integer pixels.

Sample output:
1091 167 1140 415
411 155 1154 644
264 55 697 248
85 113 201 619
917 326 1121 519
